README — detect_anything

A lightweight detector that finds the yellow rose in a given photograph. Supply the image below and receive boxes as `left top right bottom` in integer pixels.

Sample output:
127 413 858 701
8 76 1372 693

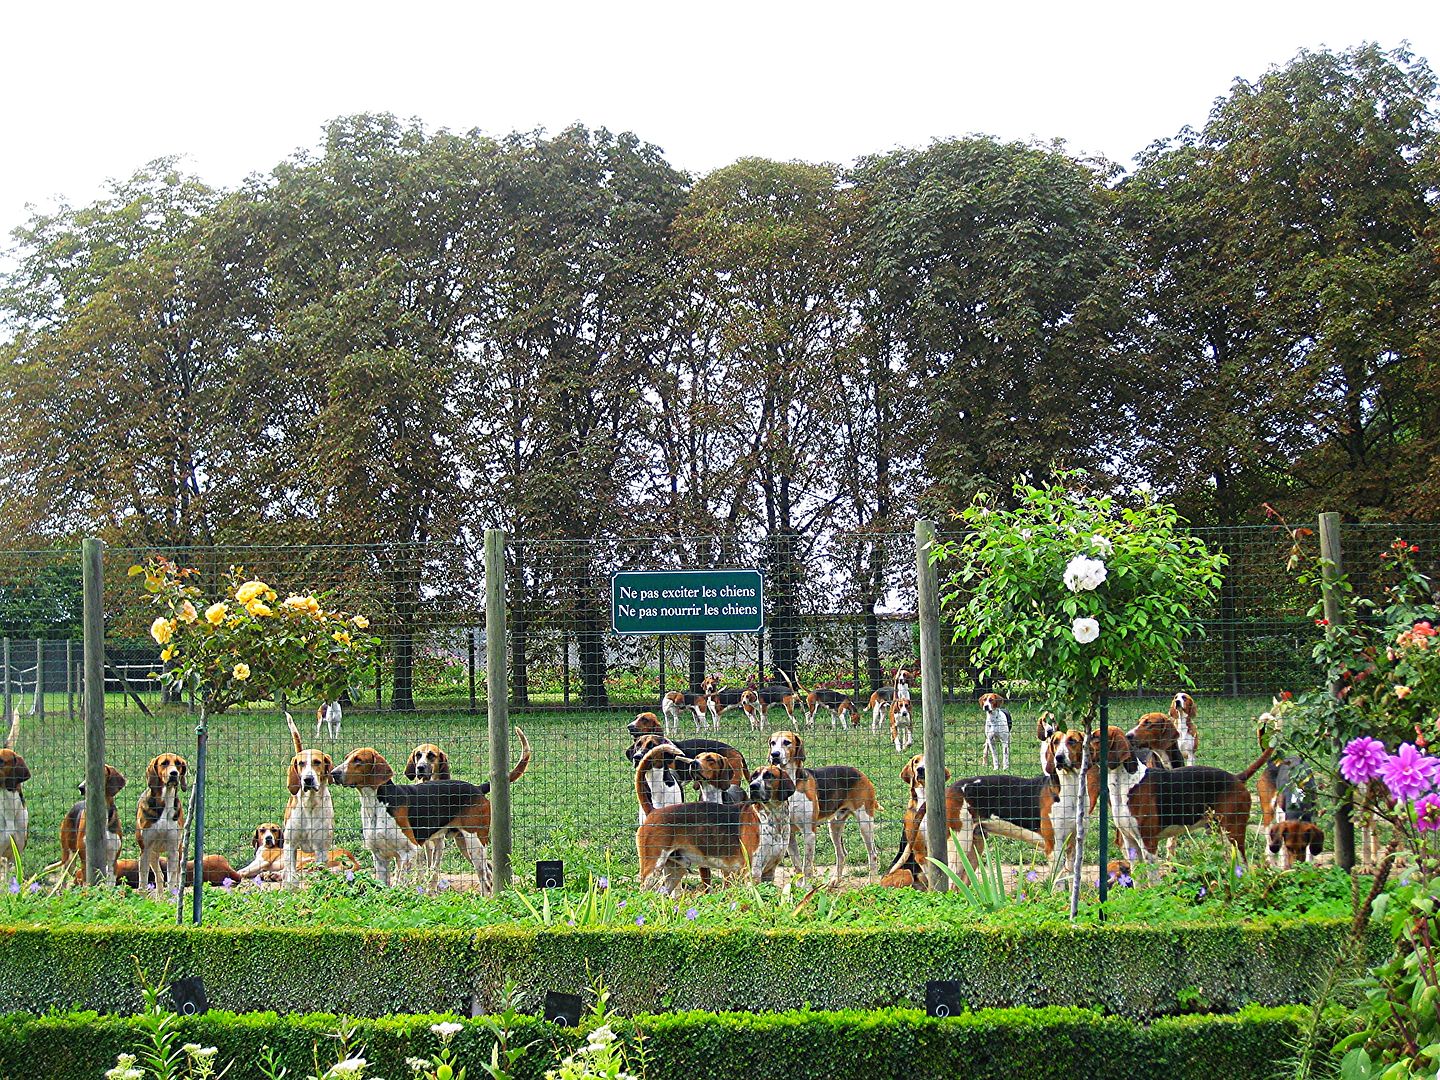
205 602 228 625
232 663 251 682
160 646 175 662
177 600 198 624
351 615 370 629
305 596 321 614
283 595 309 610
235 580 269 604
333 631 352 646
246 600 274 617
150 617 175 645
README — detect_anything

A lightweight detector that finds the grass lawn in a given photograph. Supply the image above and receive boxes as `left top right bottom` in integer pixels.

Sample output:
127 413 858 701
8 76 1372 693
6 688 1287 891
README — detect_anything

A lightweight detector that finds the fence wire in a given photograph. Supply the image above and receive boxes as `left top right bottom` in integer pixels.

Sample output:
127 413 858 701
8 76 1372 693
1 521 1435 899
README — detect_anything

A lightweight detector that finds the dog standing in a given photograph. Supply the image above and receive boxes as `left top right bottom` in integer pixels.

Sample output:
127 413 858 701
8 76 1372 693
1169 692 1200 765
135 753 188 892
316 700 343 741
766 729 881 883
0 711 28 884
889 699 914 754
979 693 1012 769
281 714 335 887
869 668 912 736
60 765 127 884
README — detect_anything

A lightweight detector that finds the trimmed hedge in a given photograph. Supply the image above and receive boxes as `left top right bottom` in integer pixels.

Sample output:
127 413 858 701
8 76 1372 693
0 1004 1354 1080
0 919 1382 1019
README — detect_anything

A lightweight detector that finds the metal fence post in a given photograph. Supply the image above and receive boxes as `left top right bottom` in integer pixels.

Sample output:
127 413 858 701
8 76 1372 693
2 637 9 719
916 519 948 891
82 538 107 885
485 528 512 893
1318 512 1356 870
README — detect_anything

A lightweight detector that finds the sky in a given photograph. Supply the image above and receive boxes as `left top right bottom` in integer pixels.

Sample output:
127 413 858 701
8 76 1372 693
2 1 1437 240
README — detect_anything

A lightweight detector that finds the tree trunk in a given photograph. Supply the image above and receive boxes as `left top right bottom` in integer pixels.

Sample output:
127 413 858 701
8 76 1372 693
688 633 707 690
390 567 417 713
574 564 609 708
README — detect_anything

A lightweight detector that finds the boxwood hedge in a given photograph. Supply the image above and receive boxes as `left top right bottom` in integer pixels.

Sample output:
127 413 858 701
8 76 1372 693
0 1004 1354 1080
0 918 1380 1019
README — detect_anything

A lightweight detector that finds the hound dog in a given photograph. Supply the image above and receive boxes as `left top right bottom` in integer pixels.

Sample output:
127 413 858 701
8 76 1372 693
235 822 358 880
756 674 801 730
1090 725 1270 862
1036 713 1058 770
952 769 1063 878
1267 818 1325 869
636 798 764 895
805 686 861 730
979 693 1012 769
1169 692 1200 765
1258 752 1324 869
405 741 453 869
135 753 188 892
59 765 127 883
0 712 29 884
695 751 746 804
281 714 335 887
1126 713 1184 770
889 699 914 754
746 765 803 883
316 700 343 741
633 741 699 823
869 668 912 735
118 854 240 889
331 729 530 893
766 729 881 883
702 682 764 730
625 717 749 804
880 753 952 887
661 675 719 735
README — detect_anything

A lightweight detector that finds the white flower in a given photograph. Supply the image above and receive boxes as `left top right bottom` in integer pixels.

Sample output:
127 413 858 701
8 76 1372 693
1090 535 1112 556
430 1020 463 1040
106 1058 144 1080
587 1024 617 1047
1072 617 1100 644
406 1058 430 1076
1063 555 1108 593
325 1059 367 1079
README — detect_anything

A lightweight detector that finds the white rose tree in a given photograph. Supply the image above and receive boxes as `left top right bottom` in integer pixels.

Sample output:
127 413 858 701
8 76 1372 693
932 473 1224 911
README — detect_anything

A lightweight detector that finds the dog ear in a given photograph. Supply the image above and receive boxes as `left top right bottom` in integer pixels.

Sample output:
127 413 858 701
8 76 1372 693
288 759 302 797
1306 825 1324 857
792 734 805 765
251 827 262 849
900 760 915 786
944 766 952 780
147 758 165 792
320 754 333 777
435 749 451 781
177 758 188 791
777 771 796 803
106 766 126 797
1267 824 1283 853
404 751 419 780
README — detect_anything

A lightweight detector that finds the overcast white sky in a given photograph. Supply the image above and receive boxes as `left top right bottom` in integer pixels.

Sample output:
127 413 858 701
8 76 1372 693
2 1 1436 239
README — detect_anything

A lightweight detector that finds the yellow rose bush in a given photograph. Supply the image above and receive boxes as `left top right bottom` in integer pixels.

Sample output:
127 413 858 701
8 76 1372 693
133 557 379 714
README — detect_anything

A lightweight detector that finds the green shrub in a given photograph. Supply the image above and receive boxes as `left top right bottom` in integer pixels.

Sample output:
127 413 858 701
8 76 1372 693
0 920 1383 1019
0 1004 1354 1080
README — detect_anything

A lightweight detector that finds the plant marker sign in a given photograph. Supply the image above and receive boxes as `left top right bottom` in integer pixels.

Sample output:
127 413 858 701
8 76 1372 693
612 569 764 635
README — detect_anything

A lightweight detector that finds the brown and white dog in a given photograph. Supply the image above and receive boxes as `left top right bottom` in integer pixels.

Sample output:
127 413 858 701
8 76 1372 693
235 822 358 880
281 714 335 886
59 765 127 883
118 854 240 889
881 753 954 887
805 686 861 730
869 668 913 736
745 765 802 883
661 676 719 735
766 729 881 883
330 728 529 891
700 683 764 730
633 741 699 823
1169 692 1199 765
889 700 914 754
625 717 749 804
979 693 1012 769
135 753 188 891
1267 819 1325 869
316 700 343 741
0 711 28 884
405 743 452 783
1126 713 1184 771
1090 726 1268 861
636 798 763 895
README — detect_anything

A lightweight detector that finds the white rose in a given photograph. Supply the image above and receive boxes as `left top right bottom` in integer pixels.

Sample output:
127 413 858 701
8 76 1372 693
1090 535 1112 556
1072 617 1100 644
1063 555 1108 593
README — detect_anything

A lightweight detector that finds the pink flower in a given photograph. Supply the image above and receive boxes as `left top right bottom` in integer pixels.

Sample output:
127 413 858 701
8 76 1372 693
1380 743 1440 803
1417 794 1440 832
1340 737 1388 785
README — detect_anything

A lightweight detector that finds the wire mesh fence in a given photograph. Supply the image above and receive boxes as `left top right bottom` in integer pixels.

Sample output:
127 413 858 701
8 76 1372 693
2 520 1435 902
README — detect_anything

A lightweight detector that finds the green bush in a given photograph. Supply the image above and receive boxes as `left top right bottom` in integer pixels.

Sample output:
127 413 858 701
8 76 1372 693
0 919 1382 1019
0 1004 1354 1080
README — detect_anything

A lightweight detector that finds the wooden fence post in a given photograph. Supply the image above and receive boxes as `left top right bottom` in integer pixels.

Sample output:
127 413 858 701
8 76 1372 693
916 519 948 891
1317 512 1356 870
82 538 107 885
485 529 512 893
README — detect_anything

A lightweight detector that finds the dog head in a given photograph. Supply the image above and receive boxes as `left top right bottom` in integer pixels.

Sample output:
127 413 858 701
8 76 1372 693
1126 712 1179 753
769 730 805 767
145 752 188 793
890 700 912 727
748 764 797 806
404 743 451 782
1170 692 1197 722
1268 819 1324 869
1086 726 1138 774
700 675 719 695
978 692 1006 713
330 748 393 789
1036 711 1058 742
0 748 29 792
628 711 663 738
635 743 699 787
252 823 284 851
626 733 670 766
694 751 733 788
894 668 912 691
288 747 334 796
1047 729 1087 774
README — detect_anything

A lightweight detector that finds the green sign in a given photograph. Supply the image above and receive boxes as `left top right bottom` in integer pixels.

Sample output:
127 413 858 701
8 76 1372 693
612 569 764 635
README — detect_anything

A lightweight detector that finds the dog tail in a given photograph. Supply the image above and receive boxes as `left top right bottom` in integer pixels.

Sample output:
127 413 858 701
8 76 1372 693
286 712 303 755
508 726 531 784
1238 745 1275 783
3 708 16 750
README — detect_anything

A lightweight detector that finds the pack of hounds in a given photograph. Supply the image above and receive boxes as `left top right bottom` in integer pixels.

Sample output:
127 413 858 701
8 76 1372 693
0 686 1333 895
